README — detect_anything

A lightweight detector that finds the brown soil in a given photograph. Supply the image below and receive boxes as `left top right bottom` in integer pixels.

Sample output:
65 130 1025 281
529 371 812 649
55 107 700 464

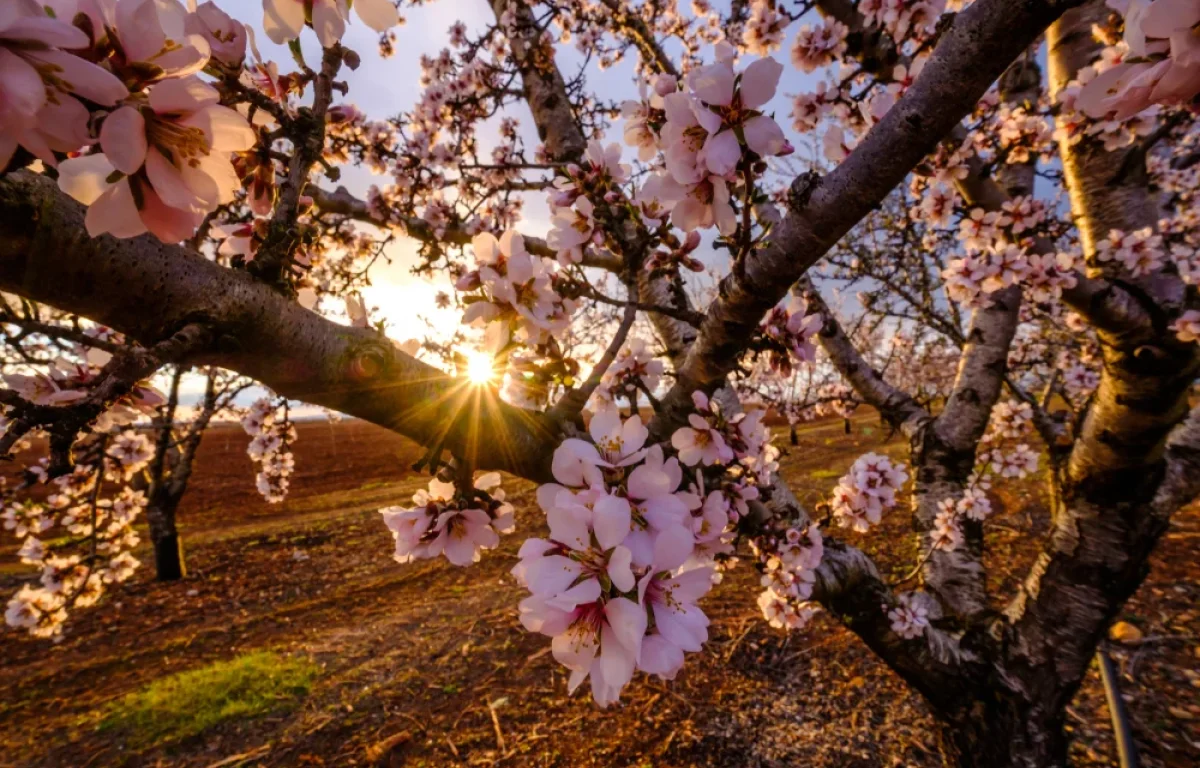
0 417 1196 767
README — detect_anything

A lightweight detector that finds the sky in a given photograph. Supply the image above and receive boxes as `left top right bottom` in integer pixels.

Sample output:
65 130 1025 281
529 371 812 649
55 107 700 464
175 1 830 405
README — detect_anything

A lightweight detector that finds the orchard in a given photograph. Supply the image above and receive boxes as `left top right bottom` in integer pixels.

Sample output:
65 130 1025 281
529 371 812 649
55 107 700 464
1 0 1199 765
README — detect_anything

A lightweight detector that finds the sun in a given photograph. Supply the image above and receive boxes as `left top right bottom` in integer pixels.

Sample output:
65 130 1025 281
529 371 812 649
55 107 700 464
464 350 496 385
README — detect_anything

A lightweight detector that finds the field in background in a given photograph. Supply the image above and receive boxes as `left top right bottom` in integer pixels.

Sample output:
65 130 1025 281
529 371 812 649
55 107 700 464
0 417 1197 767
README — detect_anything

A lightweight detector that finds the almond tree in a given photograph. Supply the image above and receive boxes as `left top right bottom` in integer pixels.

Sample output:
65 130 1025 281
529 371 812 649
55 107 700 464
1 1 1199 766
138 365 251 580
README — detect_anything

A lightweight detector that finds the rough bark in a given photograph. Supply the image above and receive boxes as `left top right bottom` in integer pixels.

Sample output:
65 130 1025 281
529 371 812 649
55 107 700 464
1047 1 1184 308
985 3 1200 752
1046 4 1157 249
491 0 587 162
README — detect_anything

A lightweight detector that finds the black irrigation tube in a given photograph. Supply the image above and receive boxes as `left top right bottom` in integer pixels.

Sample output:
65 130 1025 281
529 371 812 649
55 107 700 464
1097 647 1139 768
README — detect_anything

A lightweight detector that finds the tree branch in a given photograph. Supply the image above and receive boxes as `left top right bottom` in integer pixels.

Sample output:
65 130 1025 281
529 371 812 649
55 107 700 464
0 171 561 483
799 280 930 437
654 0 1082 434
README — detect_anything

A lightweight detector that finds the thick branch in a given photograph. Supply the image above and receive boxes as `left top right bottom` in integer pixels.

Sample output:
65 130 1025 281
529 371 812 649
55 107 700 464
0 172 560 483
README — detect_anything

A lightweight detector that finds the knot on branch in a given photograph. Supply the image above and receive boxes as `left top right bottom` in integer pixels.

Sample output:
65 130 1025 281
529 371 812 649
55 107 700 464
343 338 396 383
786 171 822 214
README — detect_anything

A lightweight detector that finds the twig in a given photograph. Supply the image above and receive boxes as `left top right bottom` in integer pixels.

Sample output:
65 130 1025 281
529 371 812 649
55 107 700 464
203 744 272 768
488 698 506 752
549 288 638 420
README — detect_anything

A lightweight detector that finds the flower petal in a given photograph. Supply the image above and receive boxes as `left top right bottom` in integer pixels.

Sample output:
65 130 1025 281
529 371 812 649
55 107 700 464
262 0 307 44
86 179 147 238
742 114 786 157
101 106 148 175
740 57 783 109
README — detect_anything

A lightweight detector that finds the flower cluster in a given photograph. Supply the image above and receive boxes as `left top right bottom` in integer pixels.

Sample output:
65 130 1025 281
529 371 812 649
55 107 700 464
515 408 718 706
0 1 128 172
4 431 152 638
508 390 783 705
381 473 515 566
241 398 296 504
941 202 1079 308
620 43 792 236
547 141 630 266
1172 310 1200 344
928 399 1042 552
758 298 822 376
753 521 824 631
742 0 788 55
1077 0 1200 121
0 1 263 243
859 0 946 46
457 230 576 356
978 400 1039 480
887 591 934 639
58 75 257 242
828 453 909 533
592 339 664 409
1095 227 1166 278
790 21 848 73
3 353 164 432
931 485 991 551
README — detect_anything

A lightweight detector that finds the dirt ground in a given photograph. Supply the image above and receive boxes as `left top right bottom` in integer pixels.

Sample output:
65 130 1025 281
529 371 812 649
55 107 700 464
0 416 1197 768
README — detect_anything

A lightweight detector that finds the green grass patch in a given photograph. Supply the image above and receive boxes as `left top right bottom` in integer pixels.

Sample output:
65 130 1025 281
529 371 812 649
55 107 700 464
100 651 318 746
809 468 843 480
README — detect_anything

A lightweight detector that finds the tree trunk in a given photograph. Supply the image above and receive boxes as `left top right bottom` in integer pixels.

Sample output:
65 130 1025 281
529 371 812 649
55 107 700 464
937 709 1069 768
146 497 186 581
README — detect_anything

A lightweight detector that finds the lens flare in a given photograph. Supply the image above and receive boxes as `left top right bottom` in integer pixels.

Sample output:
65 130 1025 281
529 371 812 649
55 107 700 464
465 351 496 385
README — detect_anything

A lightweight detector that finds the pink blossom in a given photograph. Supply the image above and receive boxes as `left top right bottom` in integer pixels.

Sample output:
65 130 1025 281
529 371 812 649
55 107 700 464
636 566 714 679
518 592 645 707
1172 309 1200 343
547 196 595 264
1095 227 1165 277
1077 0 1200 119
381 474 513 566
622 446 695 569
0 2 128 168
829 453 908 532
742 0 788 55
671 412 733 466
113 0 211 82
687 55 789 176
931 502 964 551
887 591 932 639
263 0 400 48
57 76 255 242
671 175 737 235
186 1 247 67
790 21 848 73
584 139 629 183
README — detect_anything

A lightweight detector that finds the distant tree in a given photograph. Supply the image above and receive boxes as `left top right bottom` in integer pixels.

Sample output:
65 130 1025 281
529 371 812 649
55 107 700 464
1 1 1198 765
139 365 251 580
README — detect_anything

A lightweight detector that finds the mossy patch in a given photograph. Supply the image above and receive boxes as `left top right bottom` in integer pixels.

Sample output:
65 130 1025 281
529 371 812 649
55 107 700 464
100 651 318 746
